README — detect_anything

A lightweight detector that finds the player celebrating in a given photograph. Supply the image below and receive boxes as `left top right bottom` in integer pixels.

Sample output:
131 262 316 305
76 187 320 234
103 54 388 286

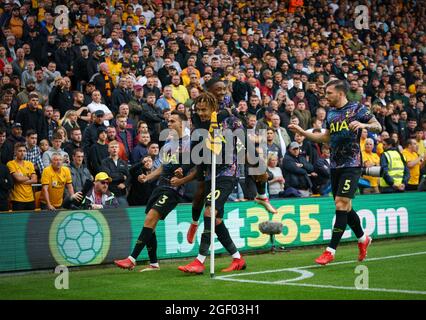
288 80 382 265
114 111 195 271
186 79 277 245
178 92 246 274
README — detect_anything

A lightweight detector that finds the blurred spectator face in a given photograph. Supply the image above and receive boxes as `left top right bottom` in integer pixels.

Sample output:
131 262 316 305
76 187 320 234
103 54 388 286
142 156 153 170
271 114 281 128
172 75 181 86
365 139 374 152
108 142 119 157
189 87 200 100
266 129 275 142
73 150 84 167
51 154 63 170
47 62 56 72
26 133 37 147
209 81 226 101
247 116 257 129
71 129 82 143
15 145 27 160
139 132 151 145
295 133 305 144
0 130 6 145
408 139 418 153
92 91 102 103
163 86 173 98
289 145 300 157
268 155 278 168
361 128 368 139
94 177 110 194
117 117 127 130
28 96 39 109
39 139 49 153
119 104 129 116
391 112 400 123
237 100 248 112
285 101 295 112
408 119 417 130
106 127 116 140
148 143 159 156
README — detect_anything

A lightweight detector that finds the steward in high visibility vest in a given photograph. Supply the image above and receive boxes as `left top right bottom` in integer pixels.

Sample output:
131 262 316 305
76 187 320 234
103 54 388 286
379 138 409 193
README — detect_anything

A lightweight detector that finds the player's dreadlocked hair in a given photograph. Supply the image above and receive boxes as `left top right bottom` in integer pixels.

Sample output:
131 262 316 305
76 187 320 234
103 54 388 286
194 91 219 112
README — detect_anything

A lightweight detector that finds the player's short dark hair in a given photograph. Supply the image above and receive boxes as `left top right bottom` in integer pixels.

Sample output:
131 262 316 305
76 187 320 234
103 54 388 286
326 79 349 95
170 110 188 121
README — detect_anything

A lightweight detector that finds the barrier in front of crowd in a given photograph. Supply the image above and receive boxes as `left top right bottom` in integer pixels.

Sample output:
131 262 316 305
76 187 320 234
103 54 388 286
0 192 425 272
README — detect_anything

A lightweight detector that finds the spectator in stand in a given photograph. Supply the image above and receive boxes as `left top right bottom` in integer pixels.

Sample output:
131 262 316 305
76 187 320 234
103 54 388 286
42 133 70 168
361 138 381 194
63 128 83 160
68 148 93 195
80 172 119 209
402 139 426 191
127 155 156 206
88 127 109 176
82 110 107 154
380 138 410 193
0 161 13 211
87 90 114 126
312 144 331 196
24 129 44 177
267 154 285 198
131 130 151 164
40 152 82 211
282 142 315 197
7 143 37 211
15 92 47 141
101 140 130 207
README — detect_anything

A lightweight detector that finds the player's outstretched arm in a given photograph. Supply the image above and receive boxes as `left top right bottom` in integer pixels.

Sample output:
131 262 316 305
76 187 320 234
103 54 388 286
349 117 382 133
142 165 163 183
288 124 330 143
170 168 197 187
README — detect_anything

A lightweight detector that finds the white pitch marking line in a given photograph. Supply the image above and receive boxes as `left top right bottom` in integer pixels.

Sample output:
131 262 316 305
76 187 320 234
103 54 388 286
215 251 426 295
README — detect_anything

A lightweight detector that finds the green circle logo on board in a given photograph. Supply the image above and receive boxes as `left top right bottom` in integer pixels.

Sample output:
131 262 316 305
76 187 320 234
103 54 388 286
49 211 111 266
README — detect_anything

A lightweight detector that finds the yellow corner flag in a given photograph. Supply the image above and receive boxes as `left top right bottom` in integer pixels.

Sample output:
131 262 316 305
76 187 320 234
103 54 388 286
206 111 223 155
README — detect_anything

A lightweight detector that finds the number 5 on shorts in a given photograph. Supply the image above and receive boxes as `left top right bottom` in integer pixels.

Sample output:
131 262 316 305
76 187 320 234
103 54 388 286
343 179 351 192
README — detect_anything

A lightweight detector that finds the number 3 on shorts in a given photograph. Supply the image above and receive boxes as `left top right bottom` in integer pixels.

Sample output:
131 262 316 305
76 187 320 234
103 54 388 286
343 179 351 192
157 195 168 205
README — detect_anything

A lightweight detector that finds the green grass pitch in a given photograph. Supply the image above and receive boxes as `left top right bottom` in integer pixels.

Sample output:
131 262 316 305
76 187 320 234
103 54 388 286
1 236 425 300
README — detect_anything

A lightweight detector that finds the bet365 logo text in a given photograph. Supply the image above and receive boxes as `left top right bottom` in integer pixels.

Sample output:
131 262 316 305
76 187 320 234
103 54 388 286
355 5 369 30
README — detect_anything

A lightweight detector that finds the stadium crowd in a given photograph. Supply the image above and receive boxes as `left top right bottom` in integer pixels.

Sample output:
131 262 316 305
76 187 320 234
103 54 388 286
0 0 425 212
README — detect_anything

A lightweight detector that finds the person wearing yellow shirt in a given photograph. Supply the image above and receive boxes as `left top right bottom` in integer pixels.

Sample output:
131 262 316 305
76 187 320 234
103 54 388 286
7 143 38 211
171 75 190 104
415 129 425 158
361 138 381 194
376 131 390 157
40 153 82 211
402 139 426 191
106 50 123 86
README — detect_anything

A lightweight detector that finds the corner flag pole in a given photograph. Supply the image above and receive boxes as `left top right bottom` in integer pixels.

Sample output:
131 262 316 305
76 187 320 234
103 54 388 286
210 128 217 278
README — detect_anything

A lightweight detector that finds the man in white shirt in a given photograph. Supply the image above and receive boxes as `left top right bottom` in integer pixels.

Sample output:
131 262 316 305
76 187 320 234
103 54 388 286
87 90 113 126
